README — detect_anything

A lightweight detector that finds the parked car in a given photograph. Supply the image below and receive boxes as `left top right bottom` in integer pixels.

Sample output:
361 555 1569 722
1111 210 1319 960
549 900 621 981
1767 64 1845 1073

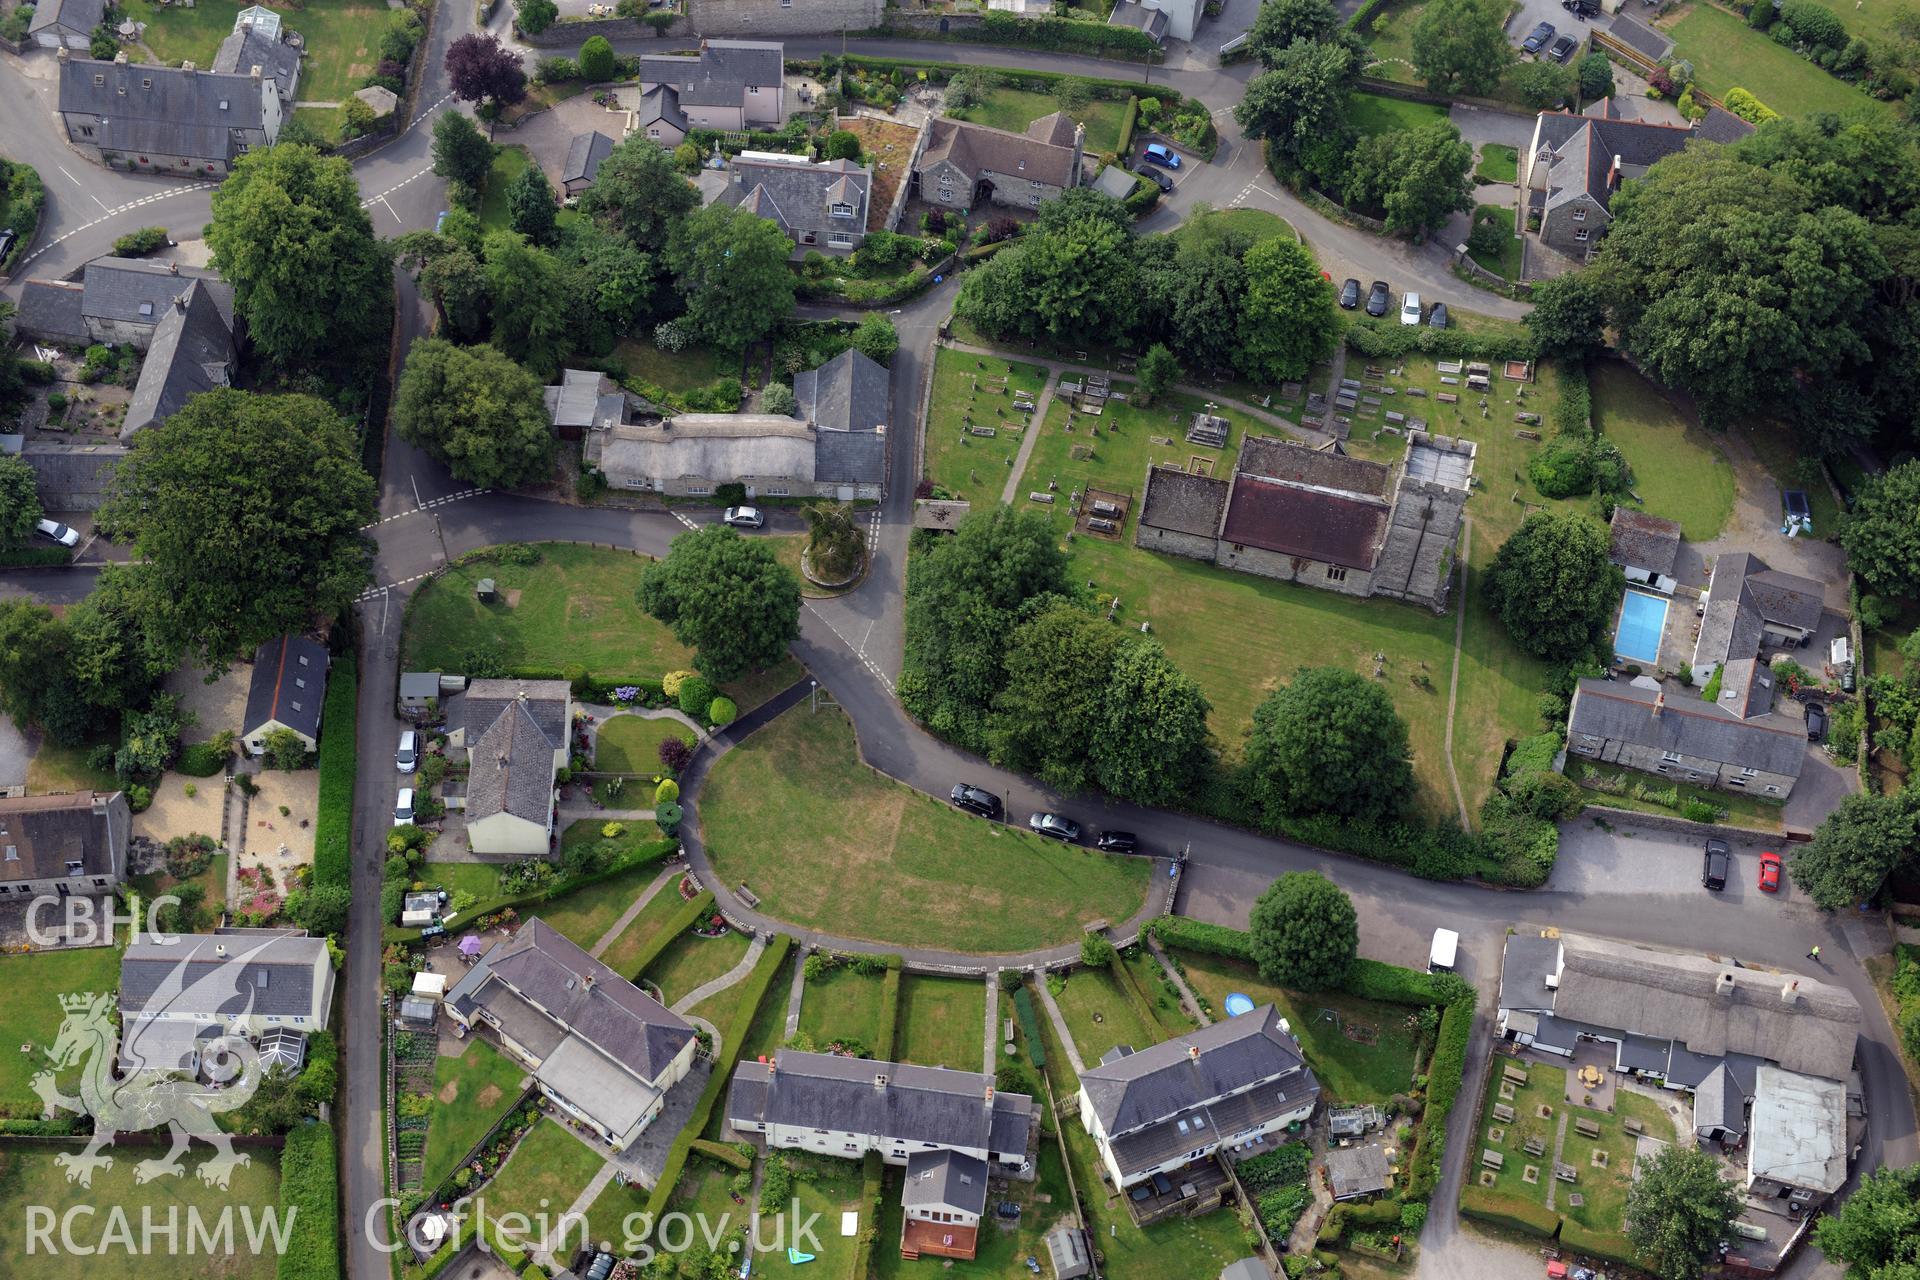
396 730 418 774
1428 301 1449 329
1095 830 1138 853
721 505 764 529
1522 21 1556 52
34 518 79 548
1550 33 1578 60
950 784 1002 819
1562 0 1598 15
394 788 415 827
1135 166 1174 193
1141 142 1182 169
1365 280 1390 317
1028 812 1082 843
1339 278 1361 310
1805 702 1828 742
1400 291 1423 326
584 1253 615 1280
1757 851 1782 894
434 210 448 234
1702 838 1730 891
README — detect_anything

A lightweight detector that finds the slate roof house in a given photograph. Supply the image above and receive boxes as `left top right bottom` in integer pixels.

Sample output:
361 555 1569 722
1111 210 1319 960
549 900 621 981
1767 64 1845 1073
590 412 886 501
1521 107 1699 260
28 0 103 49
1691 552 1824 682
1108 0 1171 44
1135 433 1475 612
20 448 127 514
241 635 330 758
795 348 889 493
915 113 1085 211
1077 1005 1320 1195
0 791 131 901
561 130 615 196
446 680 572 857
58 49 283 177
211 6 302 107
446 919 699 1150
1608 508 1682 594
118 929 334 1076
727 1049 1036 1261
543 368 628 441
637 39 785 133
1566 671 1807 798
720 152 874 256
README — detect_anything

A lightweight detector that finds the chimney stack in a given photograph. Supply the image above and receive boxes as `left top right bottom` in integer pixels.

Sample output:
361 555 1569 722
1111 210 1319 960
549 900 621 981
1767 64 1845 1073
251 65 263 82
174 291 189 312
216 942 227 958
1651 691 1665 719
873 1072 889 1090
57 46 69 63
181 59 195 74
1781 980 1798 1005
1187 1044 1200 1064
983 1086 995 1110
1713 971 1735 1003
114 51 129 65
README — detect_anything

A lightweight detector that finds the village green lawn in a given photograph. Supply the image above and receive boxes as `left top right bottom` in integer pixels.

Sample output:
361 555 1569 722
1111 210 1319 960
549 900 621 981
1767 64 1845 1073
0 944 124 1116
795 962 889 1055
1052 966 1159 1092
597 877 700 979
699 703 1151 953
1348 90 1450 137
482 1119 605 1242
1205 207 1298 245
871 1133 1074 1280
1590 360 1734 542
922 349 1051 505
0 1143 281 1280
593 714 695 774
1664 3 1891 117
121 0 388 104
641 927 751 1009
402 543 695 677
419 1038 527 1195
948 88 1133 154
1172 949 1425 1105
895 974 986 1069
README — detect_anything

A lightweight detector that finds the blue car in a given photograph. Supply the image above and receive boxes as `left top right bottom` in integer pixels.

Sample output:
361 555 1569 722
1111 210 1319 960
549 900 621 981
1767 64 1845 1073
1142 143 1182 169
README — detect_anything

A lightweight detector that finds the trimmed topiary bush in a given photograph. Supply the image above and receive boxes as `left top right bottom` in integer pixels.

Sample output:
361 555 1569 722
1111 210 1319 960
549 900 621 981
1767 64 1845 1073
678 676 716 719
708 695 737 727
655 777 680 806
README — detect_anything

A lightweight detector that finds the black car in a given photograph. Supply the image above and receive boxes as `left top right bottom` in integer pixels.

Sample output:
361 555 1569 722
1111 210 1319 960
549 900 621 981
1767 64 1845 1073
1550 33 1578 61
1806 702 1829 742
1428 302 1449 329
1702 839 1730 891
1029 812 1082 843
950 784 1003 819
1339 278 1362 310
1522 21 1555 53
1135 166 1174 194
1562 0 1598 14
1096 831 1138 853
1365 280 1390 317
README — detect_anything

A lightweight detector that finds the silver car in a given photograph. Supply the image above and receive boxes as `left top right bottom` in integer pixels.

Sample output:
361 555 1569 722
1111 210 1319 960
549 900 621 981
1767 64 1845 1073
721 506 764 529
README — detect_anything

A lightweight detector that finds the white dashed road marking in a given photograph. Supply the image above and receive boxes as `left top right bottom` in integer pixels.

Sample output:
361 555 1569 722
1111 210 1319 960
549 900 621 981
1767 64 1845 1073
806 600 893 693
673 511 700 530
362 167 432 211
359 488 489 530
15 182 218 270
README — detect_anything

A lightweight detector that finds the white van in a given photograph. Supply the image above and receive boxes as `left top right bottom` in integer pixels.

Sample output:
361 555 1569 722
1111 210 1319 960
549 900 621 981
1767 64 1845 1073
394 788 415 827
1429 928 1459 973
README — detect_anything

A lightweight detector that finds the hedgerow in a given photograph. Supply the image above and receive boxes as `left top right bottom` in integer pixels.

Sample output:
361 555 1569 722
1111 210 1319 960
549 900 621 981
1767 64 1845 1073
312 655 358 890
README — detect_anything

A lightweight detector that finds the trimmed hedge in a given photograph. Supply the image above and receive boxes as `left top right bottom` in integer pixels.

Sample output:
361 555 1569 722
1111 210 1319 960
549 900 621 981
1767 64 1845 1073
0 546 74 567
878 12 1159 56
1343 957 1470 1008
621 889 717 982
277 1124 340 1280
1115 94 1141 157
876 954 905 1060
0 1117 83 1136
848 1151 885 1280
1147 916 1254 962
833 54 1181 107
1345 315 1537 363
646 934 795 1219
1458 1186 1562 1237
176 741 232 777
2 163 45 275
689 1138 752 1170
1405 994 1474 1201
1011 985 1047 1068
313 656 358 891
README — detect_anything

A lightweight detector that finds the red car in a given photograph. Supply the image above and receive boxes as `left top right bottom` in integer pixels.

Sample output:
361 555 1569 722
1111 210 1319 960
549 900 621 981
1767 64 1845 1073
1758 851 1782 893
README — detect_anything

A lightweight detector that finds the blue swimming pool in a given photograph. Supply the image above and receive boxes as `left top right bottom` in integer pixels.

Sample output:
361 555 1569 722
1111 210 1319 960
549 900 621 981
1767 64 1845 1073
1614 589 1669 665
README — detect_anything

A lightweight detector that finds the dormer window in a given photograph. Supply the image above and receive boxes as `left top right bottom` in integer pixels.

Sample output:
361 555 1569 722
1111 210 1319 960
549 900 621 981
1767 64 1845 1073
830 201 854 218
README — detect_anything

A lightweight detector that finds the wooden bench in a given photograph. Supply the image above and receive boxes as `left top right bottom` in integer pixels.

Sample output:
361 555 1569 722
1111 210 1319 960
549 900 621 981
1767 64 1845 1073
1574 1118 1601 1140
1524 1137 1547 1157
1502 1066 1530 1087
1623 1118 1645 1136
1554 1165 1578 1184
1492 1103 1516 1124
1437 392 1459 404
1481 1149 1505 1170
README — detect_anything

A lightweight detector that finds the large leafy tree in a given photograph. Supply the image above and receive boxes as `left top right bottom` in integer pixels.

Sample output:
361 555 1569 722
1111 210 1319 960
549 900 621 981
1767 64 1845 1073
482 231 571 379
1235 39 1357 171
1246 667 1413 824
1483 511 1617 660
1841 461 1920 599
1814 1164 1920 1280
100 389 375 668
1142 236 1248 374
506 163 558 245
1524 270 1610 361
1342 122 1475 237
0 454 43 548
431 111 494 192
420 243 491 342
1248 872 1359 990
955 215 1139 348
1248 0 1343 64
445 33 526 107
393 340 553 489
580 135 699 254
206 145 393 373
666 203 798 353
1237 237 1339 385
991 605 1128 793
900 506 1070 755
0 601 89 743
1411 0 1513 95
1511 60 1576 109
567 222 658 336
1092 640 1212 806
1789 790 1920 910
637 526 800 682
1624 1145 1743 1280
64 565 172 714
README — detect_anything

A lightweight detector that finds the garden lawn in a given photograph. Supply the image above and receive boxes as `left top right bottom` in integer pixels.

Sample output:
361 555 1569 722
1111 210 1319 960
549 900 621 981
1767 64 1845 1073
120 0 388 104
401 543 694 676
594 714 695 774
922 349 1051 505
1740 420 1842 536
597 878 700 978
949 88 1133 154
0 1143 281 1280
129 852 229 915
796 962 888 1056
1475 144 1519 183
700 704 1151 952
1468 205 1522 281
641 927 751 1008
1123 945 1197 1038
537 850 677 951
483 1118 606 1241
1557 1090 1671 1256
291 107 342 145
609 337 741 398
895 974 986 1068
417 861 505 906
1171 950 1425 1104
755 1153 863 1273
1462 1058 1566 1214
26 734 118 795
1591 361 1734 541
419 1039 528 1194
0 944 124 1116
871 1134 1073 1279
1053 966 1158 1091
1358 0 1428 84
1664 3 1891 116
479 147 533 234
1347 90 1449 136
